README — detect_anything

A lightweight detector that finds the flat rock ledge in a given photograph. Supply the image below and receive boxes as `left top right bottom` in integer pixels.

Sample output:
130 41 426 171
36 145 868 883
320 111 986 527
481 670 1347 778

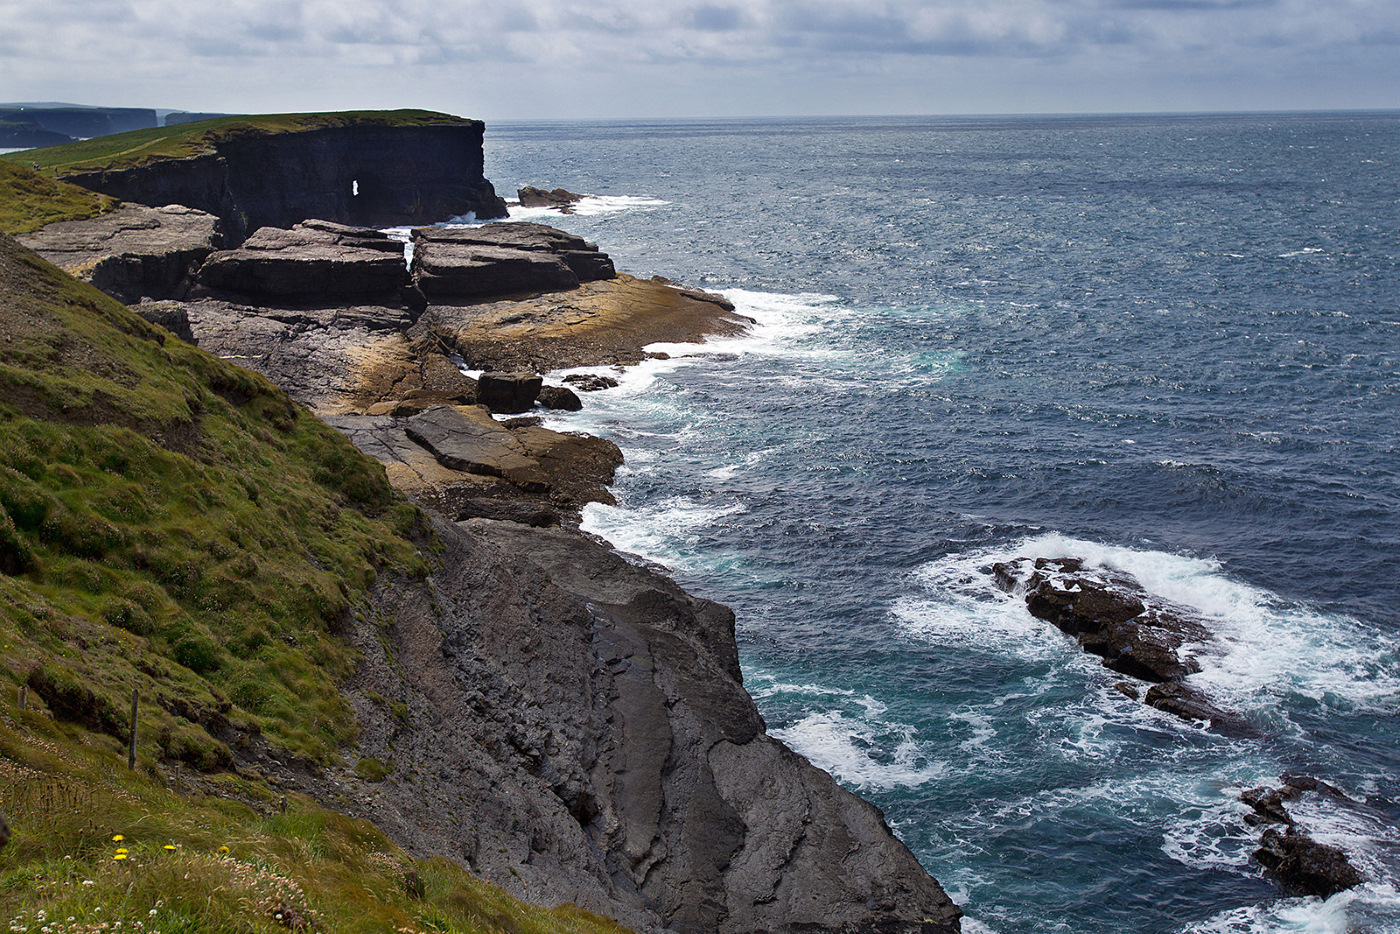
17 203 221 303
410 221 616 298
992 556 1251 733
197 220 410 301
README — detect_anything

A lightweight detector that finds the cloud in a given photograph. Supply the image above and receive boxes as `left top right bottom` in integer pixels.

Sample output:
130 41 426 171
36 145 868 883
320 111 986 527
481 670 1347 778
0 0 1396 117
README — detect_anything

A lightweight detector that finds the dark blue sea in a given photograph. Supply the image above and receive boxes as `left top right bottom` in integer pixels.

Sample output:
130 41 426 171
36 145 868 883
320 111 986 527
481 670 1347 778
477 113 1400 934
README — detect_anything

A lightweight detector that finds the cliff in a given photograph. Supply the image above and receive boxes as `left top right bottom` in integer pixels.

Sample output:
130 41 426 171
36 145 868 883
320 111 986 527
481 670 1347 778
6 111 508 243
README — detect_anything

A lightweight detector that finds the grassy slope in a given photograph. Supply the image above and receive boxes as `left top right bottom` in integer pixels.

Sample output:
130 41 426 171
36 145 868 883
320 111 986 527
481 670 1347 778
0 230 627 932
0 110 476 175
0 162 117 235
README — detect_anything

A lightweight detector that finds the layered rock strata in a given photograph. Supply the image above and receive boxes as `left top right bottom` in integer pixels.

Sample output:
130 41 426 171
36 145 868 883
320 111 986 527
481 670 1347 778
17 203 220 303
60 118 508 243
411 222 616 298
196 220 409 301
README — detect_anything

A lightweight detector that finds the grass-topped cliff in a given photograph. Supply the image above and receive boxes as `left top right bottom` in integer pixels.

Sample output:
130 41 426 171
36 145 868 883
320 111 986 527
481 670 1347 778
0 232 626 934
0 110 478 176
0 162 117 235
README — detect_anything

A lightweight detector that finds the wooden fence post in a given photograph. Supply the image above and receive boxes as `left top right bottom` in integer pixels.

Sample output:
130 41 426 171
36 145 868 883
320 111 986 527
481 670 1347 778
128 687 138 770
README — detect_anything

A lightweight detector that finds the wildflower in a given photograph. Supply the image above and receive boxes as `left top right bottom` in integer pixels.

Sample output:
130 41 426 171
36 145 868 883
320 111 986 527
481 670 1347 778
218 845 230 854
162 845 176 852
113 853 128 861
111 835 123 843
148 911 157 918
82 880 94 886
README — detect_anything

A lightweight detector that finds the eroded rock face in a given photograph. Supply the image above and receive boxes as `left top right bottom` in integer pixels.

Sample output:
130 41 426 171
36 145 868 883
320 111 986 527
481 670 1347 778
17 203 221 303
197 221 409 300
60 120 508 244
324 516 962 934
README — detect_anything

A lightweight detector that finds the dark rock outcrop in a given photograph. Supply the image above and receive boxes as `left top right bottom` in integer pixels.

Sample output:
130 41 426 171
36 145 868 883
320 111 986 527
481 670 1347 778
17 203 220 303
410 222 616 299
197 220 409 301
537 385 583 411
1242 776 1367 899
518 186 585 213
564 373 620 392
992 556 1250 731
476 371 543 414
320 514 962 934
60 117 508 244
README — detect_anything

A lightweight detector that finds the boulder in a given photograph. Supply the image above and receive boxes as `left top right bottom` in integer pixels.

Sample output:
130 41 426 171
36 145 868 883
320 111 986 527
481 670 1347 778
404 404 550 492
17 203 221 303
1255 828 1365 899
536 385 583 411
197 220 409 300
992 557 1211 683
476 371 543 414
133 301 195 343
409 222 616 299
517 186 585 213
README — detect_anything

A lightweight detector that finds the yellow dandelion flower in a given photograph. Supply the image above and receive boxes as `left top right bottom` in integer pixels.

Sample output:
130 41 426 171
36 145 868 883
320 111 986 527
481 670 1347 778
218 845 230 854
115 848 128 855
163 845 177 852
113 853 128 861
112 835 124 843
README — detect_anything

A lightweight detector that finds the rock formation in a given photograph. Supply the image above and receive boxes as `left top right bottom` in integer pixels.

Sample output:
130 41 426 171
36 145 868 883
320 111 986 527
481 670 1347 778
411 222 616 299
196 220 409 301
16 203 220 302
1241 776 1366 899
992 557 1249 732
59 116 508 243
518 186 585 212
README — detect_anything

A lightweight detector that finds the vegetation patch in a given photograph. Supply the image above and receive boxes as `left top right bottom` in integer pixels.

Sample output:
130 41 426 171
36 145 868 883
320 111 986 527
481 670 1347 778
0 110 478 177
0 162 117 236
0 711 629 934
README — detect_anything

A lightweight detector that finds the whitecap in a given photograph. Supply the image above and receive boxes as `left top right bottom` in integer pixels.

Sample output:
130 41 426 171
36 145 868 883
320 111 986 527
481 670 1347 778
769 709 947 792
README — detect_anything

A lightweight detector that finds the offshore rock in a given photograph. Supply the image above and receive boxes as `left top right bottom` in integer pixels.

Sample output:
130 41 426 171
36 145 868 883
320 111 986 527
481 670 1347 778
60 117 508 243
992 556 1251 731
17 203 220 303
197 220 409 300
992 557 1210 683
518 186 585 212
1240 774 1367 899
537 385 583 411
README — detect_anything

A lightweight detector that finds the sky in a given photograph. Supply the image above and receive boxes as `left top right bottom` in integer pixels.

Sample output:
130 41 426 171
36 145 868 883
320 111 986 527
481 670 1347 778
0 0 1396 119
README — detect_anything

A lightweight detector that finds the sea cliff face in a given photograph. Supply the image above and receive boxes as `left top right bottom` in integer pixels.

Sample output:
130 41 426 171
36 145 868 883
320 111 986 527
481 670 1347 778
59 122 508 243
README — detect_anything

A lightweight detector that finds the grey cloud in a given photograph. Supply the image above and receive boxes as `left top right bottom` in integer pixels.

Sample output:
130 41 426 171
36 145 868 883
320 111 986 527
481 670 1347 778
1106 0 1276 9
685 5 748 30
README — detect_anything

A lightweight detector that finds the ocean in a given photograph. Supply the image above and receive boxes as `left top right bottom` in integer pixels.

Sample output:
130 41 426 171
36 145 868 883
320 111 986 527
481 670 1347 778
476 113 1400 933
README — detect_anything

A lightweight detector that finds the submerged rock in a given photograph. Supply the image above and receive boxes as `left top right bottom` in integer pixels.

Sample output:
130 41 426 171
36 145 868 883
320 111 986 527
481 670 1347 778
1239 775 1367 900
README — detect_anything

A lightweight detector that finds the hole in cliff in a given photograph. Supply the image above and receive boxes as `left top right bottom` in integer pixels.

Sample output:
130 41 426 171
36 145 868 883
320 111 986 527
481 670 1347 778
352 179 359 197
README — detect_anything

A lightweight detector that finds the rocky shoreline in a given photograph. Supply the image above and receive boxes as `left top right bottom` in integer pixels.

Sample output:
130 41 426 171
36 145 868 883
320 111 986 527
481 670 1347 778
17 198 962 932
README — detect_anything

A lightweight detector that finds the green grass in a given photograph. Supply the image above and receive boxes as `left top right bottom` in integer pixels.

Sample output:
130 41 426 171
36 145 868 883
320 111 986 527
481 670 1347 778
0 110 477 176
0 230 433 766
0 162 117 235
0 708 629 934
